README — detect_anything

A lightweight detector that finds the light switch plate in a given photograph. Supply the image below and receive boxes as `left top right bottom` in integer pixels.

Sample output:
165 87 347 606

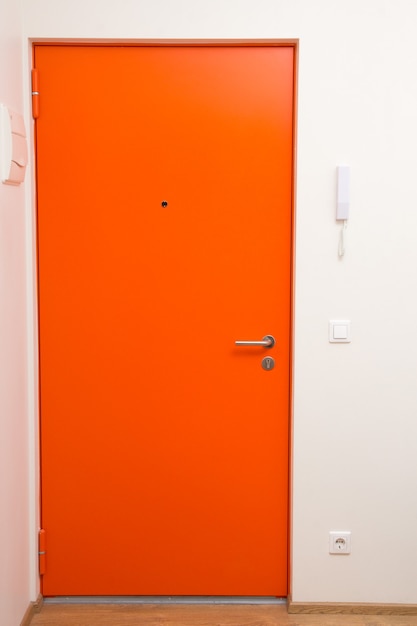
329 320 351 343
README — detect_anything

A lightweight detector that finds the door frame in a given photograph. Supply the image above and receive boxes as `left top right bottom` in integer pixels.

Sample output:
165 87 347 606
26 38 298 599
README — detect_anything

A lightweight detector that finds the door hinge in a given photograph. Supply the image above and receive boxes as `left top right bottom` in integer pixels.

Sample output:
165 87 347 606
38 528 46 575
32 69 39 119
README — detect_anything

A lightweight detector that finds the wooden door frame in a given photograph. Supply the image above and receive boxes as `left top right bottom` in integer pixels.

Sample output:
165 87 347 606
29 38 298 598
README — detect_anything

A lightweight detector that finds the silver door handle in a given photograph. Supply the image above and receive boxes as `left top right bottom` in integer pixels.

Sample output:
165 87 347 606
235 335 275 348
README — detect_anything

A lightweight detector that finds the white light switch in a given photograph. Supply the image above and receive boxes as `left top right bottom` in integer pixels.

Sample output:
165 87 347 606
333 324 348 339
329 320 351 343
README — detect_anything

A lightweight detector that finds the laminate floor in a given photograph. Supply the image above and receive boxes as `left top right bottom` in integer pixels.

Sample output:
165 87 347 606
29 604 417 626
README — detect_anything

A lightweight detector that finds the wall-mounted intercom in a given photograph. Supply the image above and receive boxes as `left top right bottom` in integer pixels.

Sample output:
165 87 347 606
336 165 350 256
0 104 28 185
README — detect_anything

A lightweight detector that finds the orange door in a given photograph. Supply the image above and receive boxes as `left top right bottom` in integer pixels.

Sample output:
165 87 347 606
35 44 294 596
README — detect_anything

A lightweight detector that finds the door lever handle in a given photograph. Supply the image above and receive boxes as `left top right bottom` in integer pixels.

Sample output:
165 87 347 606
235 335 275 348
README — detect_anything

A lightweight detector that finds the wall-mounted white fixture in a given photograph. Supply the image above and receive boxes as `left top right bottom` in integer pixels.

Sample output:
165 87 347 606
329 531 351 554
329 320 351 343
0 104 28 185
336 165 350 256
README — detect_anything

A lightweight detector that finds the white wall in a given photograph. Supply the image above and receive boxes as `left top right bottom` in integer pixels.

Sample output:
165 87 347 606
0 0 32 624
22 0 417 606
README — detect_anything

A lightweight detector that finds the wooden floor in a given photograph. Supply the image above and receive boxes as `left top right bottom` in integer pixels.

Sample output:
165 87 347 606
29 603 417 626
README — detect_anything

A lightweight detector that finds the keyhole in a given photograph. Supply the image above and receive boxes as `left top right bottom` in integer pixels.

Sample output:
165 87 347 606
161 201 168 208
261 356 275 371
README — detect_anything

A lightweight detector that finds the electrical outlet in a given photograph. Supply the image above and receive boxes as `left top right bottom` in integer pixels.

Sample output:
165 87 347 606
329 531 351 554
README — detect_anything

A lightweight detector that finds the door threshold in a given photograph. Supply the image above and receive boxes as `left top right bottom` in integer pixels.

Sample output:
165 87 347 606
44 596 287 605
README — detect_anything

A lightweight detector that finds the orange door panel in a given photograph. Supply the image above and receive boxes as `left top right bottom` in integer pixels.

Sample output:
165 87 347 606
35 44 294 596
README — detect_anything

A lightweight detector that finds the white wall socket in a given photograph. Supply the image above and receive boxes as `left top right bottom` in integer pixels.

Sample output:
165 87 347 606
329 531 351 554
